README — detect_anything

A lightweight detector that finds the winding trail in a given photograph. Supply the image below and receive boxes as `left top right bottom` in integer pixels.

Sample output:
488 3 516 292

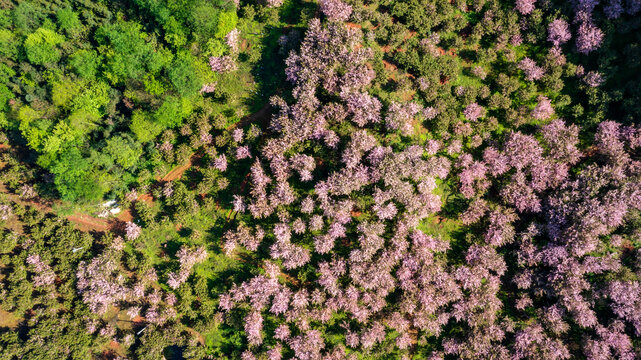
159 158 194 182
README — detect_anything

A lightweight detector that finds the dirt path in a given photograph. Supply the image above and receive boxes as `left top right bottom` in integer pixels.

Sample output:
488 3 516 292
382 60 415 79
185 326 206 346
66 213 111 232
1 186 115 233
0 177 124 233
156 102 271 185
230 102 271 130
160 159 193 182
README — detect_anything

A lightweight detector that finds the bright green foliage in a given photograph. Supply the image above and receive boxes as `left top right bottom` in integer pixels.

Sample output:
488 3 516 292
0 112 7 129
0 84 13 110
17 106 49 151
51 78 83 108
154 96 192 128
130 110 163 143
0 9 10 29
0 63 15 84
42 121 77 154
0 29 18 59
168 52 202 97
56 8 82 35
68 49 101 80
23 28 65 65
162 16 187 47
95 21 169 84
0 0 261 205
205 38 227 57
71 81 111 116
105 135 143 169
49 147 104 202
66 109 100 137
143 74 166 95
214 11 238 38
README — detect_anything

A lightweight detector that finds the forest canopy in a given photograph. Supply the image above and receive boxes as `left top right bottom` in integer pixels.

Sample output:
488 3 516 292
0 0 640 359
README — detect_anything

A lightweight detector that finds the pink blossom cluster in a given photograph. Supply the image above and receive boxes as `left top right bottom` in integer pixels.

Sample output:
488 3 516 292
0 204 12 220
199 82 216 94
518 57 545 81
266 0 283 7
515 0 536 15
167 246 208 289
26 254 56 287
225 28 240 54
463 102 486 121
209 55 237 73
319 0 352 22
125 221 141 241
531 96 554 120
547 19 571 47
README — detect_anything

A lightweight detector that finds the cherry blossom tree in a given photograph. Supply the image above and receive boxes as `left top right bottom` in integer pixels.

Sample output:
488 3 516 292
547 19 571 47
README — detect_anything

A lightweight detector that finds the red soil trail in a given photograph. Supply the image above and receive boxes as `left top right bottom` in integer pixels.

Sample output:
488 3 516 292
160 159 194 182
231 102 271 130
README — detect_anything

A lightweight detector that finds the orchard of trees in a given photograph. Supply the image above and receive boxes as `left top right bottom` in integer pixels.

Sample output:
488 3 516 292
0 0 640 359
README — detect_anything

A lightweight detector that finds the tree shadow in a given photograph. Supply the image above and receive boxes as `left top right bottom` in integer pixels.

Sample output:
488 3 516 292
241 0 316 118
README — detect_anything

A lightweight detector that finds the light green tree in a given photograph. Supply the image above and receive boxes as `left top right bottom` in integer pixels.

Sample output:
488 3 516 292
23 28 65 65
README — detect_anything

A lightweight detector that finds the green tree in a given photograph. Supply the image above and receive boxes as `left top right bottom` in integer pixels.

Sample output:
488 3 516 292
56 8 82 36
154 96 192 128
42 121 77 155
168 52 201 97
11 2 45 32
51 78 83 108
189 3 221 40
0 84 14 111
68 49 101 80
66 110 100 137
105 135 143 169
0 63 15 84
95 21 169 84
18 106 50 151
214 11 238 38
0 29 18 59
23 28 65 65
130 110 163 143
48 147 104 202
71 81 111 116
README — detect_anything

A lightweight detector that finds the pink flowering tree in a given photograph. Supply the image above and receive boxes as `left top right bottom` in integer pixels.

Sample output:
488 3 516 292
125 221 141 240
463 102 486 121
319 0 352 22
167 246 207 289
515 0 536 15
576 22 604 54
531 96 554 120
518 57 545 81
547 19 571 47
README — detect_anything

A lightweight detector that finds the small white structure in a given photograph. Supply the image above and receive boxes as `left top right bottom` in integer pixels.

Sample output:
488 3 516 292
98 200 121 218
